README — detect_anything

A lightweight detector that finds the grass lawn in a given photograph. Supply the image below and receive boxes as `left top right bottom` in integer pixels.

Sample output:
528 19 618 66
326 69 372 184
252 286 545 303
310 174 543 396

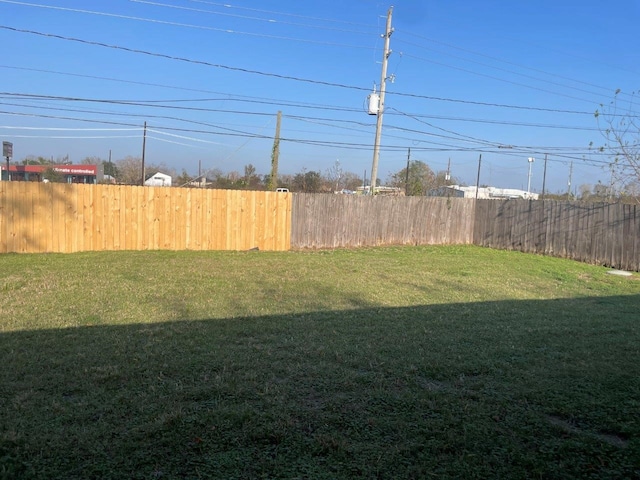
1 245 639 479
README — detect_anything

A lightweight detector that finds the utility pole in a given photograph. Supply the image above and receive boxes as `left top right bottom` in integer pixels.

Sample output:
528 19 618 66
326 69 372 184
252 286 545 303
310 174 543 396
269 110 282 190
608 163 615 201
475 154 482 200
141 121 147 186
567 161 573 200
405 147 410 196
370 6 394 195
541 154 548 200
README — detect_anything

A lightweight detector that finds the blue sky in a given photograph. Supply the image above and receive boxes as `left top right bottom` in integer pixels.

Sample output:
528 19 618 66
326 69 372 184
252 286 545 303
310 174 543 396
1 0 638 193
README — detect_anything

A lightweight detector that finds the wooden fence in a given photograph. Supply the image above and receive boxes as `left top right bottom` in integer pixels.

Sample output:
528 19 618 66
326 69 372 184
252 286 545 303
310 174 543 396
0 182 292 253
1 183 639 271
474 199 640 271
291 194 475 248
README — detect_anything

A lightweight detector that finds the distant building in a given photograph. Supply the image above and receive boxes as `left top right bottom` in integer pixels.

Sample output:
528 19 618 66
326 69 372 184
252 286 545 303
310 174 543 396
144 172 172 187
1 164 103 183
428 185 539 200
356 185 403 196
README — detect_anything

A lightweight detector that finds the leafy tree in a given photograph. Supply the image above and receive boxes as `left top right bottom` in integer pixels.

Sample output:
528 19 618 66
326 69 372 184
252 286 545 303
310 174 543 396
387 160 436 196
176 169 193 187
243 164 262 189
42 167 65 183
102 160 118 179
21 155 52 165
292 169 322 193
276 173 294 192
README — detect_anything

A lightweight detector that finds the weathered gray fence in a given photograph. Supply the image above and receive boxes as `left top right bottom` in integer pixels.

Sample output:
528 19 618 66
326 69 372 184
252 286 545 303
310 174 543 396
291 194 475 248
474 199 640 271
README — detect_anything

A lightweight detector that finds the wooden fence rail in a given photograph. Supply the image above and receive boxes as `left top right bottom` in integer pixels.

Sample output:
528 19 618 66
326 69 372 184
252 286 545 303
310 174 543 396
0 182 292 253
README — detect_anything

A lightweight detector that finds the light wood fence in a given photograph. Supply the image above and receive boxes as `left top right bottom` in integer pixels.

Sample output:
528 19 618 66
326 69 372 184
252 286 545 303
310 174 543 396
290 194 475 248
474 199 640 271
0 182 291 253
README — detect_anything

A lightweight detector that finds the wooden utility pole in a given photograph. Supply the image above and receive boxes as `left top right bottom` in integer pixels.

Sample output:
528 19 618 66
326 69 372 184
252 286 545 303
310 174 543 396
541 153 548 199
405 147 410 196
370 6 394 194
567 161 573 200
141 121 147 186
475 154 482 200
268 111 282 190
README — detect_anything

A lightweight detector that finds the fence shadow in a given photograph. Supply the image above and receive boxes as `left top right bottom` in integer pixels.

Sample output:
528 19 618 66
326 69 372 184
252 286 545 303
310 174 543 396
2 295 639 478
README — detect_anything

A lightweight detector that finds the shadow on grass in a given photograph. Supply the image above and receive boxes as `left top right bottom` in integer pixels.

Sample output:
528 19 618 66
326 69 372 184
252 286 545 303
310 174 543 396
1 296 639 479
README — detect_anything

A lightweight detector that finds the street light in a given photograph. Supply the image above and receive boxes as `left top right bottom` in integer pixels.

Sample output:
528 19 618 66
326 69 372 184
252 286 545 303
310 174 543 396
527 157 535 194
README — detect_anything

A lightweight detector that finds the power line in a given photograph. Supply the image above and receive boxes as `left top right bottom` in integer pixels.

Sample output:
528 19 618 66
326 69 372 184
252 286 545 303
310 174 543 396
0 107 614 168
395 32 632 102
0 25 371 90
0 26 611 116
131 0 377 36
400 52 601 107
0 0 374 49
184 0 378 28
0 96 607 157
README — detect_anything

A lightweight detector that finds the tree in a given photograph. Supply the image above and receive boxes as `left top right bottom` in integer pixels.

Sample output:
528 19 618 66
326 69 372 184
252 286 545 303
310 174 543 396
341 171 365 192
387 160 436 196
243 164 262 189
292 169 322 193
102 160 118 179
22 155 52 165
595 90 640 199
42 167 65 183
80 156 102 165
115 156 143 185
325 160 343 193
176 169 193 187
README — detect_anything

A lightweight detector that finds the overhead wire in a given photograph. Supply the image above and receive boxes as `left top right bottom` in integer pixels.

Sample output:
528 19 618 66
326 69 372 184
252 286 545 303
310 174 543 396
0 8 625 177
0 0 373 49
130 0 377 36
0 26 613 116
183 0 378 28
400 51 602 107
395 31 633 102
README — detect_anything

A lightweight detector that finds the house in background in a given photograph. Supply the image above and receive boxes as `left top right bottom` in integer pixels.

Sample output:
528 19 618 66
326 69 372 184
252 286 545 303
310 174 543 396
144 172 172 187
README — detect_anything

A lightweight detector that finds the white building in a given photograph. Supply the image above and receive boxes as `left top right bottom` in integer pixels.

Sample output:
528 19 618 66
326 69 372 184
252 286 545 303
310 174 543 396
429 185 538 200
144 172 172 187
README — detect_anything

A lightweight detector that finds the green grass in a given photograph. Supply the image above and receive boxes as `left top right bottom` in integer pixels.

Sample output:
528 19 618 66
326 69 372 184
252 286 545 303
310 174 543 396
1 245 639 479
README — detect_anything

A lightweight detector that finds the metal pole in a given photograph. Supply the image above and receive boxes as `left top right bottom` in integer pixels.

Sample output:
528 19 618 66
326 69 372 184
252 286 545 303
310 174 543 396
370 6 393 195
527 157 534 194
